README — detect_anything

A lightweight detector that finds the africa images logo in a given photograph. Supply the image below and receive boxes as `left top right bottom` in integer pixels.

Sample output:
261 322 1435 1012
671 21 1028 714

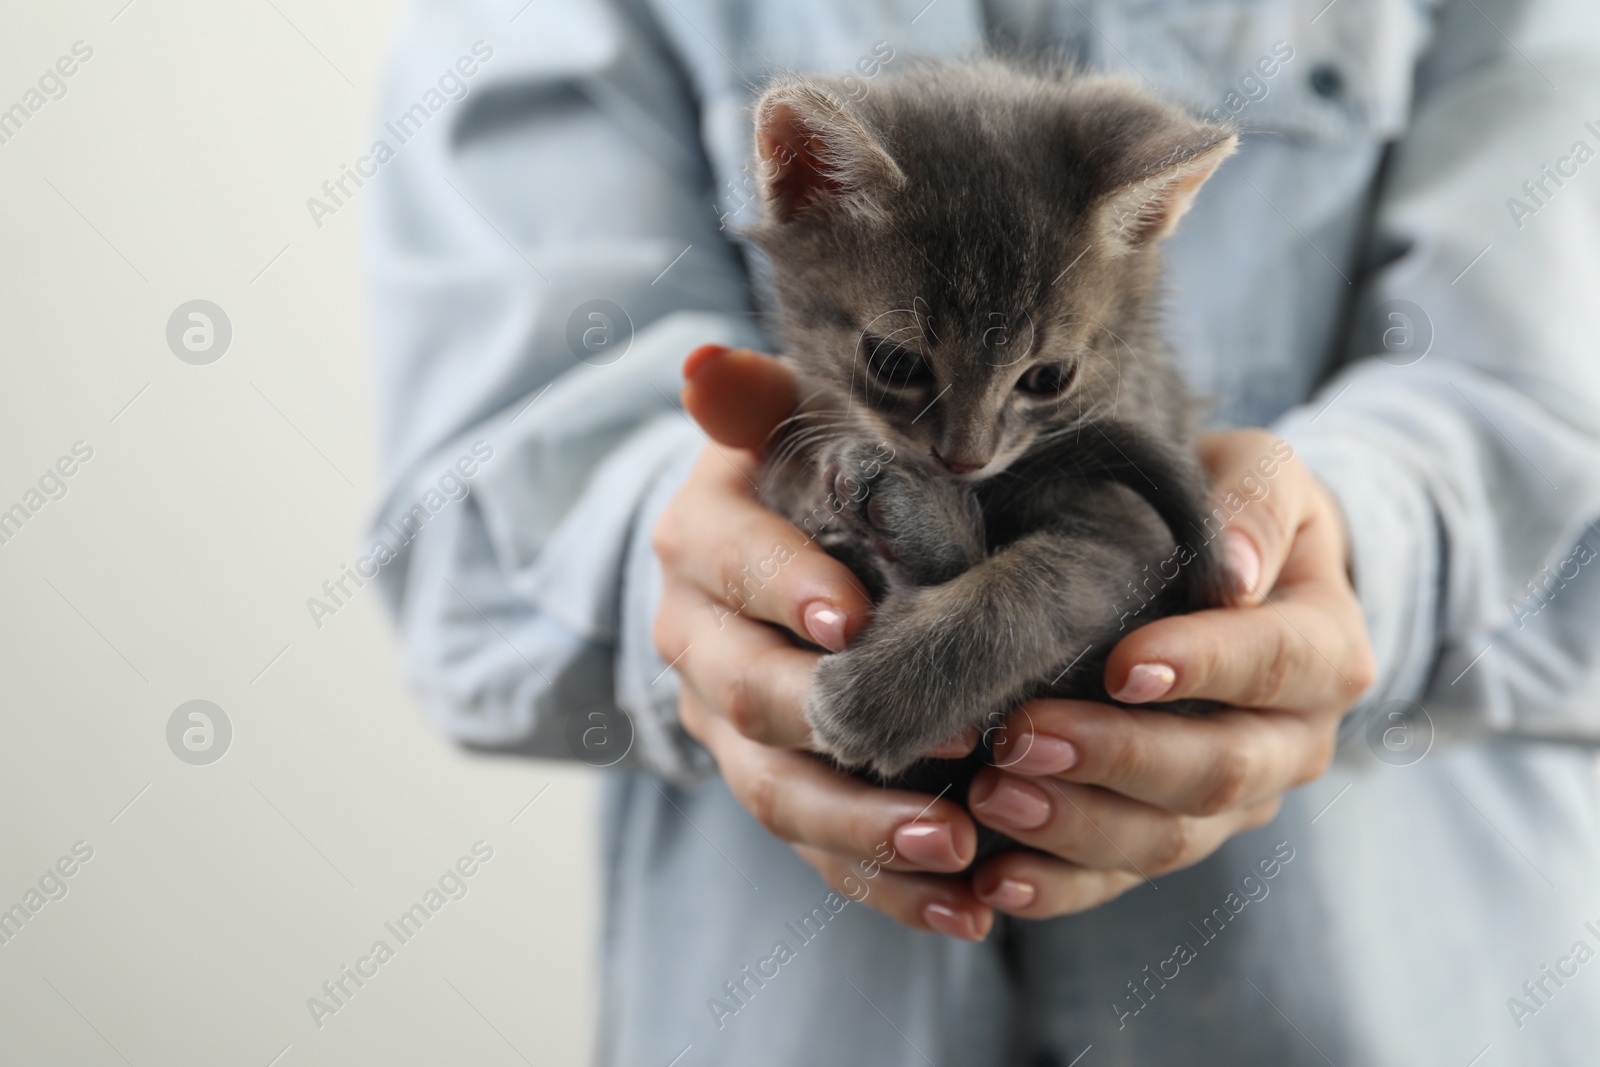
305 41 494 229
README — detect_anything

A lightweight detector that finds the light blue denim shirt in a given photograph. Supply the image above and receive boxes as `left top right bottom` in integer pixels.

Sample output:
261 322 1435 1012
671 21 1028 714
365 1 1600 1063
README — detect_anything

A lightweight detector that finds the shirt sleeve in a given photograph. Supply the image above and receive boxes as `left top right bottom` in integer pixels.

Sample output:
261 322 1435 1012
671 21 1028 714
362 0 765 781
1274 0 1600 740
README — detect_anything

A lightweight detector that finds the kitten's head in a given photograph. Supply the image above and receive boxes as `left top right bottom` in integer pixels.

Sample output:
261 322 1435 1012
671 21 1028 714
748 62 1235 479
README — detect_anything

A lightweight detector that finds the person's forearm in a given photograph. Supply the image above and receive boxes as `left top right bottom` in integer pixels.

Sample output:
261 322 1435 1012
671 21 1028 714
365 0 770 774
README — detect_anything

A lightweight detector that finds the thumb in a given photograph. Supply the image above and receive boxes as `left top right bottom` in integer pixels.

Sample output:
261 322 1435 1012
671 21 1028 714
1196 430 1311 605
681 345 798 451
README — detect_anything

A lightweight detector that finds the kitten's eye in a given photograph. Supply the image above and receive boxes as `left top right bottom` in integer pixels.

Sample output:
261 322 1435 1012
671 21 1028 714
1016 363 1076 396
864 338 932 386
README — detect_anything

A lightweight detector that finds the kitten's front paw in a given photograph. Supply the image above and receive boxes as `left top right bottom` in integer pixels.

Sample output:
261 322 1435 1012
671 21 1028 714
807 643 954 779
823 444 983 587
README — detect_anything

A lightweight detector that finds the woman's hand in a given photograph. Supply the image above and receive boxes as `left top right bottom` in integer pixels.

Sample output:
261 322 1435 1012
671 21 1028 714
652 346 998 940
654 346 1375 936
960 430 1376 917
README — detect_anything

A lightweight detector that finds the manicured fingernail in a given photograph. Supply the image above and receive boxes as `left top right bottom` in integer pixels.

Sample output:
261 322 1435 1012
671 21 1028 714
1223 528 1262 599
682 343 729 380
1115 662 1176 704
923 902 984 941
925 728 978 759
982 878 1036 911
893 822 962 870
970 775 1051 830
1000 732 1078 776
803 601 848 652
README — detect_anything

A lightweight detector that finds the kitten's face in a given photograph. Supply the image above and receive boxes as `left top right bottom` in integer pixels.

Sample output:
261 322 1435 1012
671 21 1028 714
749 66 1234 480
770 227 1130 480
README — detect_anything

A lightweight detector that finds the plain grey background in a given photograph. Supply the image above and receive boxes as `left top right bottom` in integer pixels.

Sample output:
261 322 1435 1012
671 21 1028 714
0 2 597 1064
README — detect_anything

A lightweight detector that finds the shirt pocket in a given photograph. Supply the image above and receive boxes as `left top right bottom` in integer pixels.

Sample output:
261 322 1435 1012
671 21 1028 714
1094 0 1434 144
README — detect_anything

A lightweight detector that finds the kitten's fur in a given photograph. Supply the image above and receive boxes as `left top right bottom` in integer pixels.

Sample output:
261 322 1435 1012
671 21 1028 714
748 60 1237 783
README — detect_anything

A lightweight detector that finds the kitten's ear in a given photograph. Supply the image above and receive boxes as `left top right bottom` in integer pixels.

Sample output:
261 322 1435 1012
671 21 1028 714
754 84 906 224
1094 128 1237 252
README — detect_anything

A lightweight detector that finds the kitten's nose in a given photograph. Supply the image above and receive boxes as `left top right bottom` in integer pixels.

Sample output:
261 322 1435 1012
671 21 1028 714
933 449 984 475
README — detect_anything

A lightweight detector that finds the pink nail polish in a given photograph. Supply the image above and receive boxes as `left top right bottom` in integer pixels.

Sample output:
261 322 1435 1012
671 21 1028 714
999 733 1078 776
1115 662 1176 704
893 822 961 870
983 878 1036 911
1223 528 1262 599
971 775 1051 830
803 601 848 652
924 732 977 759
923 902 980 940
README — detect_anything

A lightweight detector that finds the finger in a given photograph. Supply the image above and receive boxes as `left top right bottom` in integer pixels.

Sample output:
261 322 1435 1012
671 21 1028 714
660 579 821 748
682 345 798 451
997 699 1325 816
795 846 993 941
1106 589 1370 713
1197 431 1311 605
653 449 873 652
968 769 1279 877
689 693 979 873
970 850 1143 920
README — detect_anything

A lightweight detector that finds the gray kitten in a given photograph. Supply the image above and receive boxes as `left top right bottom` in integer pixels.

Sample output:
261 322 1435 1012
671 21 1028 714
748 60 1237 781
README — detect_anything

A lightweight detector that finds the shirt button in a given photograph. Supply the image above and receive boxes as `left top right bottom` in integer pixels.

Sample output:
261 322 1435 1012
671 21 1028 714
1310 63 1345 99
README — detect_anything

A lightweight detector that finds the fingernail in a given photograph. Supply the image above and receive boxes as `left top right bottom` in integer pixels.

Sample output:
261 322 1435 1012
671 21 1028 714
803 601 848 653
924 740 968 759
1000 732 1078 776
921 729 979 764
923 902 984 941
1223 528 1262 599
969 775 1051 830
682 343 729 380
893 822 963 870
1114 662 1176 704
981 878 1036 911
